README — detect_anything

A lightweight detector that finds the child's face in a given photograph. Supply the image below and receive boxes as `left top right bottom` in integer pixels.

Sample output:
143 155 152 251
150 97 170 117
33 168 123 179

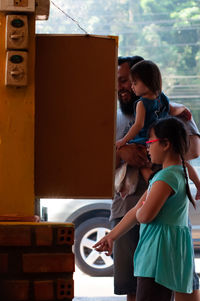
131 77 150 97
147 129 165 165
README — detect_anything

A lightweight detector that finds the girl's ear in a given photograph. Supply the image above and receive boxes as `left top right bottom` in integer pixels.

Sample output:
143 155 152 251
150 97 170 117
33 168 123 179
162 139 171 151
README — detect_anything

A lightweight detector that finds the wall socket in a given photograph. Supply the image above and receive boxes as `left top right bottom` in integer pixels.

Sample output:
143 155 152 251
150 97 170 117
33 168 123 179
5 51 28 86
6 15 28 49
0 0 35 12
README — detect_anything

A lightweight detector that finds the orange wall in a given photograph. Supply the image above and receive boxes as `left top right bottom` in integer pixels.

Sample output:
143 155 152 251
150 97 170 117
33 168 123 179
0 13 35 215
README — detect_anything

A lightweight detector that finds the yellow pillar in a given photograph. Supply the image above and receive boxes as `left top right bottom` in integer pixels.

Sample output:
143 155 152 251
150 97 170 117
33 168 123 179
0 13 35 215
0 8 75 301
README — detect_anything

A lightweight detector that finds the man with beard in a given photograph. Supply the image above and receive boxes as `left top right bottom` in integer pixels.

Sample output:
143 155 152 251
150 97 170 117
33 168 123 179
110 56 200 301
110 56 147 301
115 57 150 169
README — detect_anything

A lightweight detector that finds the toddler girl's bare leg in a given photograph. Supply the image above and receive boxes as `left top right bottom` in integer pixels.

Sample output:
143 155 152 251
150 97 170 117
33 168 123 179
185 135 200 161
185 162 200 200
175 290 200 301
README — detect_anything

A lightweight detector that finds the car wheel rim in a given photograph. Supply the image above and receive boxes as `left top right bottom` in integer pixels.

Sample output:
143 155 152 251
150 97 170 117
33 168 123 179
80 227 113 269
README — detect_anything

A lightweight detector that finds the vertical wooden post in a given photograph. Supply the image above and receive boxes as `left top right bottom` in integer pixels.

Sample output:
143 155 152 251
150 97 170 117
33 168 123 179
0 13 35 216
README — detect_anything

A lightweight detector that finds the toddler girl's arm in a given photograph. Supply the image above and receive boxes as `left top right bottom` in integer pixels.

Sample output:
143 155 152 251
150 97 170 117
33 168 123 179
136 180 173 223
186 162 200 200
116 101 146 150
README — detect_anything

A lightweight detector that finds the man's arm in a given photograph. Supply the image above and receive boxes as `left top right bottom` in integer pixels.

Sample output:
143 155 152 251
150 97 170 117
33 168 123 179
169 102 191 120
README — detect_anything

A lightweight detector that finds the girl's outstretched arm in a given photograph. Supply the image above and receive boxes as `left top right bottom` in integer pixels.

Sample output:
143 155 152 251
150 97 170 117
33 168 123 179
93 191 147 255
94 181 174 255
136 180 173 223
116 101 146 149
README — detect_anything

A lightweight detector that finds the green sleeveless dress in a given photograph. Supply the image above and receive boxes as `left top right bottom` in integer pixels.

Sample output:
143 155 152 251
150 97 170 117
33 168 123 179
134 165 193 293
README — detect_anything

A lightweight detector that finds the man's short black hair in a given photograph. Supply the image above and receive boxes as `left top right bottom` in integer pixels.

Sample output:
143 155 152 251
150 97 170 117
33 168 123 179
118 56 144 68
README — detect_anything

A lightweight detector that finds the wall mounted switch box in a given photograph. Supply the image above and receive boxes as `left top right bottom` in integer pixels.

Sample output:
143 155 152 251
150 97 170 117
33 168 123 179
35 0 49 20
5 51 28 86
6 15 28 49
0 0 35 12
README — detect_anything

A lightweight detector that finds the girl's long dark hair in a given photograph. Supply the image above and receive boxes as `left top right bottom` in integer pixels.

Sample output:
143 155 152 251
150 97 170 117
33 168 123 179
130 60 162 96
149 117 196 208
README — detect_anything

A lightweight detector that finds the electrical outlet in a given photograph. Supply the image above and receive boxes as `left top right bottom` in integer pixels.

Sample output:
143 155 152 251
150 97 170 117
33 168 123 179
5 51 28 86
0 0 35 12
6 15 28 49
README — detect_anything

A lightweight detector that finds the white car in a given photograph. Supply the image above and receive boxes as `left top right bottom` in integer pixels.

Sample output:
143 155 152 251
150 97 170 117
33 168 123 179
40 191 200 277
40 198 113 276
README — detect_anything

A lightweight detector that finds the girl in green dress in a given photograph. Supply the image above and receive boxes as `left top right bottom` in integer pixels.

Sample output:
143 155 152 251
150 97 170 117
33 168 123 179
93 116 198 301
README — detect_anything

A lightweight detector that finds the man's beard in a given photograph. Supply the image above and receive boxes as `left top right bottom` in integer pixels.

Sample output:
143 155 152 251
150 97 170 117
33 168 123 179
118 90 139 116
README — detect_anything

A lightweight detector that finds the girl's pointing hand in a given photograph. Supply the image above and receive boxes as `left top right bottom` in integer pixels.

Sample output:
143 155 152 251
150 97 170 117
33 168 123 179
93 235 113 256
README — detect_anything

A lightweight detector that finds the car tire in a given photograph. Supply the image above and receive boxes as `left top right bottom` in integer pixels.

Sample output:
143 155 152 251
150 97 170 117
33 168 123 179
74 217 114 277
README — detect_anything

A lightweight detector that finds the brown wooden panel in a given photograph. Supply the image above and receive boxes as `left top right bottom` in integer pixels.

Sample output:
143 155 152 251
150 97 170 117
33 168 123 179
35 35 117 198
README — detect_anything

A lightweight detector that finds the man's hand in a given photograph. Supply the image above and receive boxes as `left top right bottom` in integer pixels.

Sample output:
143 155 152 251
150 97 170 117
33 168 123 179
117 144 149 168
170 102 192 121
178 108 192 121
